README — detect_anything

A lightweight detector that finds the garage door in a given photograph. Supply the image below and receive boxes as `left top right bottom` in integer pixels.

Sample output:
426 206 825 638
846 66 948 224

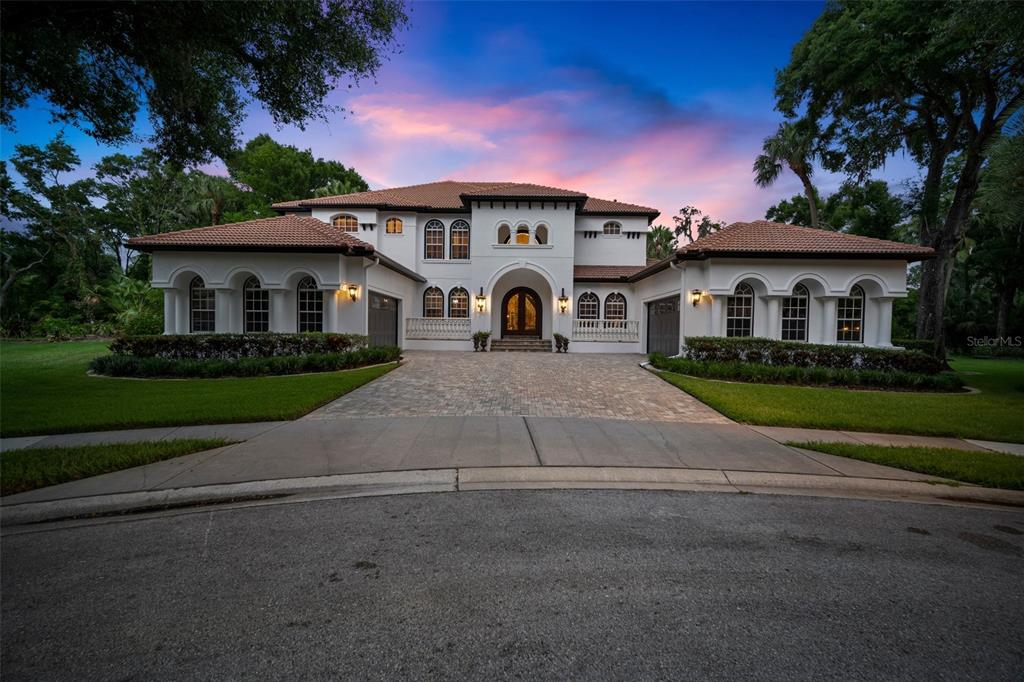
368 291 398 347
646 295 680 355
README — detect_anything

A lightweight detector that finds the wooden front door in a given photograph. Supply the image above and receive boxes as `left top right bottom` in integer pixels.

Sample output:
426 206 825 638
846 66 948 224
501 287 541 337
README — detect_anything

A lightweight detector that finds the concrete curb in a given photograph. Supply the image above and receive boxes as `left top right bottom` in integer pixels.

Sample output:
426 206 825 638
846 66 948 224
3 466 1022 528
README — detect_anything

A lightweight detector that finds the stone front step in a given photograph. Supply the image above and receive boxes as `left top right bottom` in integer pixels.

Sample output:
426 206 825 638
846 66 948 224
489 338 552 352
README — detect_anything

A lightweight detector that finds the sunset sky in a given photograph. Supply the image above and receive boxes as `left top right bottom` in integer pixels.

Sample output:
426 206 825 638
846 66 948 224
1 1 920 225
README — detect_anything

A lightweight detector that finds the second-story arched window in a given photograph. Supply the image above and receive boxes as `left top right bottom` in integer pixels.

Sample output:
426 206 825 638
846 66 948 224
450 220 470 259
603 221 621 235
424 220 444 259
498 223 511 244
515 224 530 244
332 215 358 232
535 224 549 245
385 217 403 234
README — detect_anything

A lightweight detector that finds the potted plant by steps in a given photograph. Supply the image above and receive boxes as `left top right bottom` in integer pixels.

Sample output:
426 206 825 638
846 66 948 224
553 333 569 353
473 330 491 352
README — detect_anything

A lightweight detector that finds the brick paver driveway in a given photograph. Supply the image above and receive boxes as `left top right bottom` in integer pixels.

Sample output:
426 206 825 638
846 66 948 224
310 351 729 423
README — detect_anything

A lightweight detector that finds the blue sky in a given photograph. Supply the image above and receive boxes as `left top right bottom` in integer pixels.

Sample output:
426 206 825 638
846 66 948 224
1 1 921 224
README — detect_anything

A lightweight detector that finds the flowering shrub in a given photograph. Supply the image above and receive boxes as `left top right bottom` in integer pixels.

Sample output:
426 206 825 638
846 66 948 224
678 337 944 375
109 333 370 360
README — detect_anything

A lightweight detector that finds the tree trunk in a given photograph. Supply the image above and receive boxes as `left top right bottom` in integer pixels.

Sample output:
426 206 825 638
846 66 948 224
799 174 819 229
996 285 1015 339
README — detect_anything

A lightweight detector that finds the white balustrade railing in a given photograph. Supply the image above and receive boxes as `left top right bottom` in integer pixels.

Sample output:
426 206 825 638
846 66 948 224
572 319 640 342
406 317 472 340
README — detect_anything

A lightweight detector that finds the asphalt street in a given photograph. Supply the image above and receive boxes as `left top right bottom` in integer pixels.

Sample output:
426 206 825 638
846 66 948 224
2 490 1022 680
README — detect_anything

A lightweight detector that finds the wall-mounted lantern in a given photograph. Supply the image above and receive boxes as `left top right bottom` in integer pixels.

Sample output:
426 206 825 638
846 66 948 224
558 288 570 314
475 286 487 313
690 289 703 307
347 283 359 301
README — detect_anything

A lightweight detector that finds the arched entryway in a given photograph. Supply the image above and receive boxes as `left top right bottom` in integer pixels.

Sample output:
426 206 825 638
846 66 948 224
501 287 541 337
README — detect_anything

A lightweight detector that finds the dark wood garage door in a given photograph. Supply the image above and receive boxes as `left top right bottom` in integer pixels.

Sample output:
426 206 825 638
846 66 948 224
368 291 398 347
646 295 680 355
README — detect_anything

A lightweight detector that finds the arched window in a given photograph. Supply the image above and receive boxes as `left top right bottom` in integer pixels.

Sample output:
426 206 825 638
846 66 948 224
577 292 599 320
385 217 403 234
603 221 621 235
332 215 358 232
243 276 269 333
297 276 323 332
423 287 444 318
189 276 215 333
450 220 470 259
515 224 531 245
535 224 549 245
726 282 754 337
449 287 469 318
498 223 511 244
424 220 444 259
781 284 809 341
837 285 865 343
604 292 627 320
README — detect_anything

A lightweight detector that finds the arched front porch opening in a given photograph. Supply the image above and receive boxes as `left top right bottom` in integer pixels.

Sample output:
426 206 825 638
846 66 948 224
489 268 554 340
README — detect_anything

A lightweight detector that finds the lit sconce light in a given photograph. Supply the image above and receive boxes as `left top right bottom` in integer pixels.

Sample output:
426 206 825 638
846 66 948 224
558 288 570 314
690 289 703 307
475 286 487 313
346 283 359 301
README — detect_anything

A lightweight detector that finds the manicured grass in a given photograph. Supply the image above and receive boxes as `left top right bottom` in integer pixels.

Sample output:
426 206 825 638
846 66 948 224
0 341 397 437
1 438 230 496
657 356 1024 443
790 441 1024 491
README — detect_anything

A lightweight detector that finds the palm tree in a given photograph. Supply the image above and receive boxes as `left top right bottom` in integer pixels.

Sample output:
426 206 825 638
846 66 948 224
187 173 236 226
753 119 821 228
646 225 677 260
313 177 362 198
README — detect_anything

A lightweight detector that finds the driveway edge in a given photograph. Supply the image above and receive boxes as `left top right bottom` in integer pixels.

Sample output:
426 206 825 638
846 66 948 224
4 466 1022 528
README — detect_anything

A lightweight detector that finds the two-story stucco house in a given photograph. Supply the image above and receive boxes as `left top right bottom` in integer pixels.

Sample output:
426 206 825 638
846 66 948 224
127 180 933 354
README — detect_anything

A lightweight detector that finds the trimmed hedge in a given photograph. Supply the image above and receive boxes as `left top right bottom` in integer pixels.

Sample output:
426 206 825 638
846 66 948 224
892 338 940 357
110 333 369 360
649 353 963 392
679 336 943 375
90 347 401 379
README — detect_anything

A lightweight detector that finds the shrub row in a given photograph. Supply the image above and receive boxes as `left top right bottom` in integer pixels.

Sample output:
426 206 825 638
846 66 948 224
90 347 401 379
891 338 940 357
109 333 370 360
679 336 944 375
649 353 964 392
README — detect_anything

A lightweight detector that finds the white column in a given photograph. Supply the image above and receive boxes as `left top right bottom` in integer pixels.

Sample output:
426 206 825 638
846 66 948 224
710 296 725 338
326 290 340 332
765 296 781 339
176 290 189 334
875 298 894 347
163 289 177 334
215 289 233 334
820 297 838 344
270 289 289 332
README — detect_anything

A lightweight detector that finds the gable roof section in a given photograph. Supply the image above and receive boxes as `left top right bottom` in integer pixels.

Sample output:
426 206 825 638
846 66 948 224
677 220 934 261
126 215 425 282
271 180 660 218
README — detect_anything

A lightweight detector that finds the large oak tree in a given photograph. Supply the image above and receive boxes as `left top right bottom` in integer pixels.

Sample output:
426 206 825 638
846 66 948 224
774 0 1024 356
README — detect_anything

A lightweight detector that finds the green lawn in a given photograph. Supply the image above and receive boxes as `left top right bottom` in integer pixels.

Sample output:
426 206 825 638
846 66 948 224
0 341 396 437
791 441 1024 491
1 439 231 496
657 356 1024 443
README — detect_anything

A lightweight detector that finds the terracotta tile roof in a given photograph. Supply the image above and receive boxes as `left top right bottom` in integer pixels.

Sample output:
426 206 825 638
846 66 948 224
574 264 649 281
271 180 659 217
677 220 934 260
126 215 376 253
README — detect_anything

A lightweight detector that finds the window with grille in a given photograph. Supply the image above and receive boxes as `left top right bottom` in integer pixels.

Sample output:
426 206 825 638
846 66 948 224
332 215 358 232
424 220 444 259
449 287 469 318
424 287 444 318
781 283 809 341
837 285 864 343
450 220 470 259
386 217 403 234
577 292 599 319
243 276 269 332
603 221 621 235
726 282 754 337
604 292 627 320
297 276 323 332
189 276 215 333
